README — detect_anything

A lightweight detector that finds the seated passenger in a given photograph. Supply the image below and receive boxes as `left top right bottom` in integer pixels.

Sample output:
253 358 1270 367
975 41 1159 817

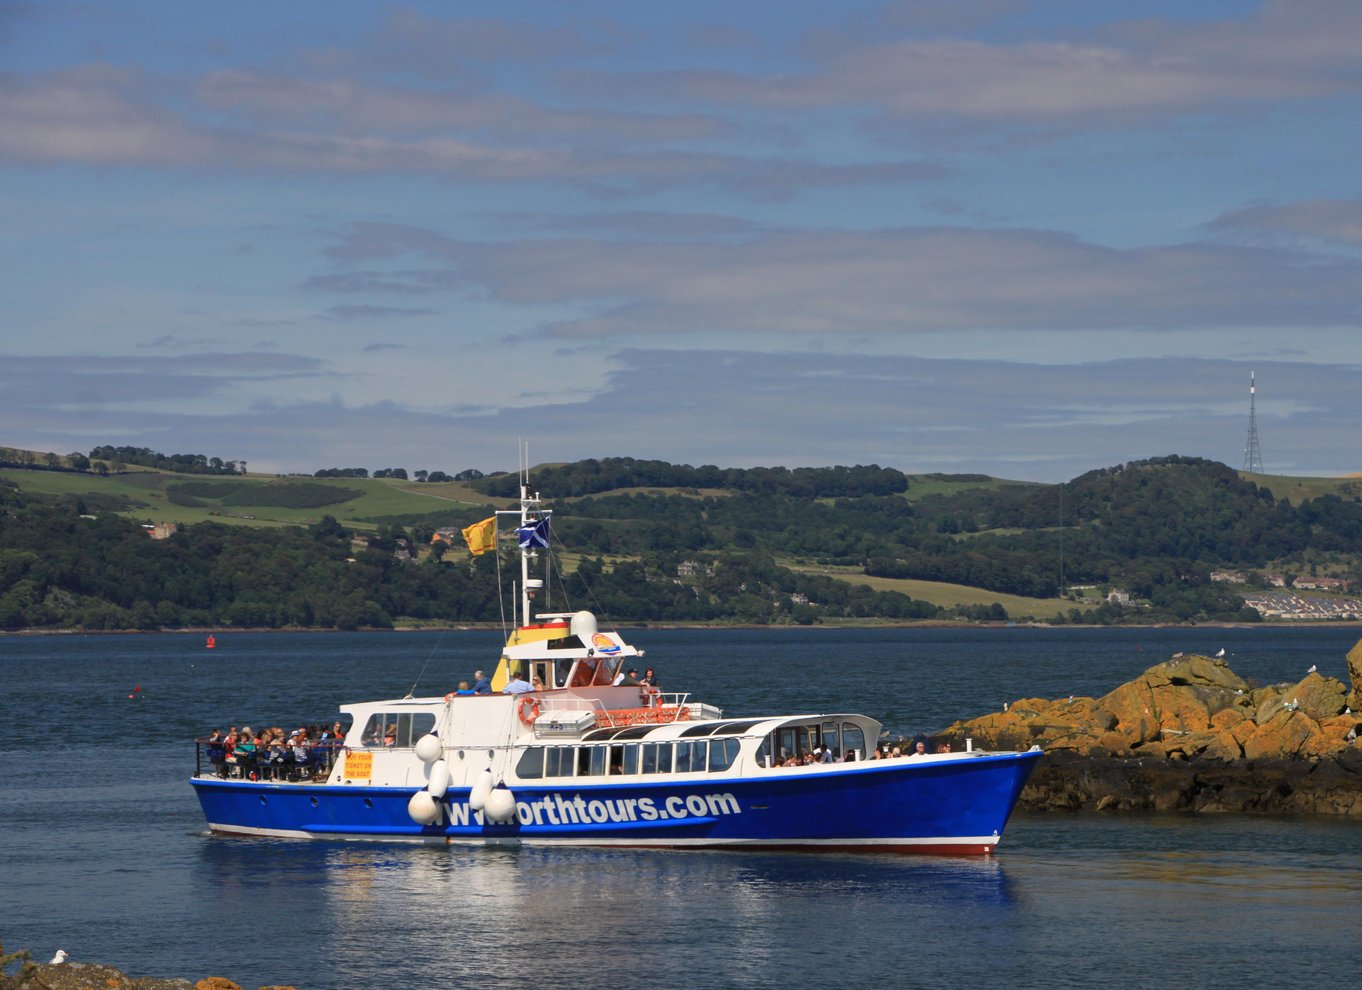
911 741 927 757
454 681 475 696
503 670 533 695
473 670 491 694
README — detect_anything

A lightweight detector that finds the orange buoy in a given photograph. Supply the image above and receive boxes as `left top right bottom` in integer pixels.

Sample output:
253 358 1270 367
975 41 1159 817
206 635 216 649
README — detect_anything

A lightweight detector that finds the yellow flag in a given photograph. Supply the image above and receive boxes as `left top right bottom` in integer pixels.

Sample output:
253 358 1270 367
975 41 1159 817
461 516 497 555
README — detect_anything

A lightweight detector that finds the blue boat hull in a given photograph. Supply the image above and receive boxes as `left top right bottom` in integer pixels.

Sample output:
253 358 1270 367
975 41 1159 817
191 750 1040 855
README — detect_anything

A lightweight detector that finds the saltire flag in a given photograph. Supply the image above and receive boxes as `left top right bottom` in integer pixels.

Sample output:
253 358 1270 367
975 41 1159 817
461 517 497 555
517 518 550 549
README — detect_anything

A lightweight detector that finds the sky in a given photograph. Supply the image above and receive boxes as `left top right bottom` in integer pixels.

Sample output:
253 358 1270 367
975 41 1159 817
3 0 1361 482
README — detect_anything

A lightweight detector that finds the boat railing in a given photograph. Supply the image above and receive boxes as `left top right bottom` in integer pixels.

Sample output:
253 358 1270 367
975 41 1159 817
193 737 343 782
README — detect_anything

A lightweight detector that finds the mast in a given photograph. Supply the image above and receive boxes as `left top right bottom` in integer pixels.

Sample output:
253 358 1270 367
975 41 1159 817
495 444 551 627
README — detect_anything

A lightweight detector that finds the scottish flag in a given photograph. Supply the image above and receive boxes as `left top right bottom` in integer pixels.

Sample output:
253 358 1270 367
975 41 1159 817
517 518 550 549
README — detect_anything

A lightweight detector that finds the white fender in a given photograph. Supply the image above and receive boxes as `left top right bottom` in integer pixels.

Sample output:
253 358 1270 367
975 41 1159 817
483 784 517 824
427 759 450 798
407 790 441 825
414 733 442 763
468 768 494 812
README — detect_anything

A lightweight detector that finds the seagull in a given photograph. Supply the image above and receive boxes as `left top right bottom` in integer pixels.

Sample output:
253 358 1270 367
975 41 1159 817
1003 702 1009 712
1307 664 1317 674
50 950 67 965
1172 652 1183 658
1216 648 1225 658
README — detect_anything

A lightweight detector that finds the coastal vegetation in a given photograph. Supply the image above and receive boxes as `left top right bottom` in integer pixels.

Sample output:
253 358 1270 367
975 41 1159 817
1 446 1361 631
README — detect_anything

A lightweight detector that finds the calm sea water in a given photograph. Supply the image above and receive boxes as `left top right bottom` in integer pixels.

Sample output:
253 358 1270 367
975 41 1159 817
3 626 1361 988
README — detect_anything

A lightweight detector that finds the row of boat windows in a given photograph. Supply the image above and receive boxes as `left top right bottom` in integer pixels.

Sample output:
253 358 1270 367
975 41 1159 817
516 738 743 779
360 713 437 748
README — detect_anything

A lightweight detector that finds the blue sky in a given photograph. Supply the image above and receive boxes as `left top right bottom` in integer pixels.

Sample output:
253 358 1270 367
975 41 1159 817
3 0 1361 481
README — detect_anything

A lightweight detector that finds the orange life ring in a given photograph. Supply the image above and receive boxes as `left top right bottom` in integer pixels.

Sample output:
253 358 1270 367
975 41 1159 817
444 692 456 703
643 686 661 707
518 696 541 726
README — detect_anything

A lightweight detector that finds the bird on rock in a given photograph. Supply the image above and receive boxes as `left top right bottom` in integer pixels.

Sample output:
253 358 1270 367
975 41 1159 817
49 950 67 965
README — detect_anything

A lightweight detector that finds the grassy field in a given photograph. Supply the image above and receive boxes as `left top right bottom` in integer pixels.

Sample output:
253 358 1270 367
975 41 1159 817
1242 471 1362 506
903 474 1040 500
784 561 1069 618
0 468 488 531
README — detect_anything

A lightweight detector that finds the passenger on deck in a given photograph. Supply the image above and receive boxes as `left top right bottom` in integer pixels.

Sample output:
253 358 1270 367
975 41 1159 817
911 741 928 757
454 681 475 696
504 670 533 695
532 674 545 692
383 727 397 746
473 670 491 694
616 668 641 686
641 667 659 689
818 746 835 764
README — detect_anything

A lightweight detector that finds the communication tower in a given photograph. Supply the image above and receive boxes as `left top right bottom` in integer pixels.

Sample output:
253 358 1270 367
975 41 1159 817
1242 371 1264 474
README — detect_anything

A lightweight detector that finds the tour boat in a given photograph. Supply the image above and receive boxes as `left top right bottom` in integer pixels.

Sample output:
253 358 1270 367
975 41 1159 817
190 478 1041 855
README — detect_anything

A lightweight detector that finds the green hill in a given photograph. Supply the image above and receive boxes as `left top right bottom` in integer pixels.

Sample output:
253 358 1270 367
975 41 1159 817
3 444 1361 631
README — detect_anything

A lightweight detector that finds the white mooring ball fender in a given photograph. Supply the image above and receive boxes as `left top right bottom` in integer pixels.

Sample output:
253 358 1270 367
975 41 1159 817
407 789 441 825
414 733 443 763
483 784 517 824
427 759 450 798
468 768 494 812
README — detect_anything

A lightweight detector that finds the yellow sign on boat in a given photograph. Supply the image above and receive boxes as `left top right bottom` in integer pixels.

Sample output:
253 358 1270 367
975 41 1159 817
345 751 373 780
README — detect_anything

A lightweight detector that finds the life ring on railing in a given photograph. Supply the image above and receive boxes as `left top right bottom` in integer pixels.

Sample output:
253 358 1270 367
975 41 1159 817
444 692 456 703
643 687 661 707
518 696 542 726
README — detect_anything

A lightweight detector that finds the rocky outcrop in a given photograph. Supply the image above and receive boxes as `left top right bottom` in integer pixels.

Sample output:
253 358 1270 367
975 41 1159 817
1020 747 1362 816
0 958 295 990
940 638 1362 816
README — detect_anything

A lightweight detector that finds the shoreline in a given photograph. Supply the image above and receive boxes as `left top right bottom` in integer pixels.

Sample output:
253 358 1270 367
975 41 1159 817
4 619 1362 636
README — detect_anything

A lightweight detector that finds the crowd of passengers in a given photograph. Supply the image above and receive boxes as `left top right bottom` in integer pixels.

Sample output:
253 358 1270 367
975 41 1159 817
775 738 948 766
202 722 346 779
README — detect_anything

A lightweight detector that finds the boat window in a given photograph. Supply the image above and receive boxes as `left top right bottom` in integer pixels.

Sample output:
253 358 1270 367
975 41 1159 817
554 658 574 688
359 712 435 748
517 747 545 779
545 747 574 777
621 743 640 775
712 720 764 735
674 740 706 773
589 746 608 777
607 745 626 776
528 662 551 691
821 721 840 756
842 722 866 760
641 743 671 774
577 747 593 776
755 736 771 768
602 657 623 683
569 656 599 687
680 722 727 737
708 737 740 771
